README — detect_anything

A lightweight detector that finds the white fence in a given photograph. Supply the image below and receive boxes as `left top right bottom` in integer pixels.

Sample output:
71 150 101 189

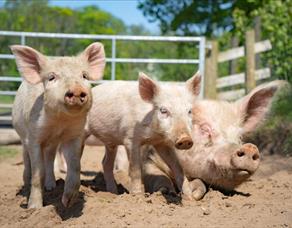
0 31 206 123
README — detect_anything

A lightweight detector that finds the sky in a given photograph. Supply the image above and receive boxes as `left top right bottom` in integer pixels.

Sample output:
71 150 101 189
49 0 160 33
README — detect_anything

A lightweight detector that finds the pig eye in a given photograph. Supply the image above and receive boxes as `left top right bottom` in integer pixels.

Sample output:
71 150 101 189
160 107 169 115
188 109 192 115
82 71 89 80
48 73 56 82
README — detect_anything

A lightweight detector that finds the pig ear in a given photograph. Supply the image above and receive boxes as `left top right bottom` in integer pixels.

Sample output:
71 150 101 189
138 72 159 103
237 81 284 133
81 42 106 80
10 45 46 84
186 71 201 96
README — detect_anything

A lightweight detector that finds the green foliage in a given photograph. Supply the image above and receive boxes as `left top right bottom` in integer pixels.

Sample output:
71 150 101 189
139 0 292 82
0 0 199 95
250 85 292 155
138 0 264 37
139 0 233 37
0 0 127 90
233 0 292 82
0 95 14 114
268 85 292 125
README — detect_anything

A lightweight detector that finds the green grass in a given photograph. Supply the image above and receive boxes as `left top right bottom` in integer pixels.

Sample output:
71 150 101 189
0 146 19 160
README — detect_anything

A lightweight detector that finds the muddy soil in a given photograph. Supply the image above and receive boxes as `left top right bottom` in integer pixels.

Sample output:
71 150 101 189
0 145 291 228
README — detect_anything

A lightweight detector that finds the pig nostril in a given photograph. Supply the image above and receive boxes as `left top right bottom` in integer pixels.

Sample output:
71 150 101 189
65 91 74 98
178 142 183 146
252 154 259 160
80 92 87 98
237 151 245 157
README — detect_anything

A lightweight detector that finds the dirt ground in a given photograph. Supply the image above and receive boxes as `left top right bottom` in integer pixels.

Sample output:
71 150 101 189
0 145 291 228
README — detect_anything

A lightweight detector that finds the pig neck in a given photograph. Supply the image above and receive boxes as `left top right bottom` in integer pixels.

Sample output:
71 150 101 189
139 108 169 146
32 95 86 143
38 108 86 145
176 145 212 180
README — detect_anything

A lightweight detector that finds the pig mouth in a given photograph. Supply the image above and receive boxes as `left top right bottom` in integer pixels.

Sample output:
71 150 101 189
65 99 88 108
235 169 252 177
63 102 91 115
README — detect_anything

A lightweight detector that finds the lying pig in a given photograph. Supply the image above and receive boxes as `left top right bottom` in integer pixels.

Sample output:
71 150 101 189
143 81 284 199
116 81 283 199
86 72 201 195
11 42 106 208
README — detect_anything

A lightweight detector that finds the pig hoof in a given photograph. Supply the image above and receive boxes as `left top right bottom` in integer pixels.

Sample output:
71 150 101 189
192 190 205 201
62 191 79 208
182 193 193 201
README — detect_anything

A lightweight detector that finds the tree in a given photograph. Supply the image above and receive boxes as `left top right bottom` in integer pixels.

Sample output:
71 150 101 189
0 0 128 89
233 0 292 82
139 0 292 82
138 0 264 38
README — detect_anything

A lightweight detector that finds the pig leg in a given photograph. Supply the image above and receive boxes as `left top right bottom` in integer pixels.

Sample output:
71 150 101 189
54 134 86 174
44 143 58 191
28 142 45 208
61 138 82 208
22 142 31 189
154 145 193 200
189 178 207 200
124 141 143 194
102 145 118 194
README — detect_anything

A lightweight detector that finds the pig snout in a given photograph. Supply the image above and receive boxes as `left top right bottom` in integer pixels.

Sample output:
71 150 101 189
231 143 260 175
175 134 193 150
64 86 88 106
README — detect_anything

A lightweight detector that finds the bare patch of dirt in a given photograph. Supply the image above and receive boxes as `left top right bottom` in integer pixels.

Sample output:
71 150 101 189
0 145 291 227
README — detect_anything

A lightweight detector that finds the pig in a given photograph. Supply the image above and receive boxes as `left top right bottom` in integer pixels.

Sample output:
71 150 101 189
116 81 283 199
86 72 201 196
11 42 106 208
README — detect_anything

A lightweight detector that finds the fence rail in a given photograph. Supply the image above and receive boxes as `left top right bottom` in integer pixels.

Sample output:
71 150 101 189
0 30 206 124
204 29 273 100
0 54 200 64
0 30 206 81
216 68 271 89
218 39 272 63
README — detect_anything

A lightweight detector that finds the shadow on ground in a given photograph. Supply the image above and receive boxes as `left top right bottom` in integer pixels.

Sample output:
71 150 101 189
16 179 85 221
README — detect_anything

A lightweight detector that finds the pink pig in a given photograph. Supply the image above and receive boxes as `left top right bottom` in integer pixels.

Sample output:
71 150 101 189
11 43 106 208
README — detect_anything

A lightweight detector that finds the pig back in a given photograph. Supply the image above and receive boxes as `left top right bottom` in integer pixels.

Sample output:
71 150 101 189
88 81 153 144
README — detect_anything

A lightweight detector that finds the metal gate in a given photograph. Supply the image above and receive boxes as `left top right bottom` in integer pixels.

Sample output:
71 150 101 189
0 30 206 123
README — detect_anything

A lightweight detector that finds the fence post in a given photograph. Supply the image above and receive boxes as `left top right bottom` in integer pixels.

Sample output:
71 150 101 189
204 40 218 99
111 38 116 80
245 29 256 93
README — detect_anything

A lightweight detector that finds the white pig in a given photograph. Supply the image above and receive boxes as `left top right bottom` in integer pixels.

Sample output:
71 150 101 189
142 80 284 199
86 72 201 196
11 42 106 208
